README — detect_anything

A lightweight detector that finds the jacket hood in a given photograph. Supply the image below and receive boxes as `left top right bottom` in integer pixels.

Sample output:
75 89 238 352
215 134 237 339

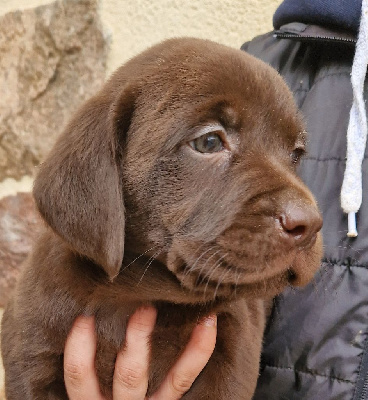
273 0 362 34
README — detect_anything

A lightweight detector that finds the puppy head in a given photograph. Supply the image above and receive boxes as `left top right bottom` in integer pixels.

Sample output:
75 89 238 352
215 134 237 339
34 38 322 298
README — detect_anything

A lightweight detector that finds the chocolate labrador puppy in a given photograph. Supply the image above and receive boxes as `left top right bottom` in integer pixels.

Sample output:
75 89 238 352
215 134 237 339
1 38 322 399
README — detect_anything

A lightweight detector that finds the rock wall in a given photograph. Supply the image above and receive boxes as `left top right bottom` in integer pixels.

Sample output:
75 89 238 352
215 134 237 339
0 0 109 181
0 193 41 306
0 0 108 305
0 1 108 397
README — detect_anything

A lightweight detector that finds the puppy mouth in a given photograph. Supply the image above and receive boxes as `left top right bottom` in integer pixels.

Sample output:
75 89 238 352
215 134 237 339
167 247 301 300
166 224 322 300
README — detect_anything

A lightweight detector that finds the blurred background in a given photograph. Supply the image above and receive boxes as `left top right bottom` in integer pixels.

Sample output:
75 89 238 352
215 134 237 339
0 0 280 397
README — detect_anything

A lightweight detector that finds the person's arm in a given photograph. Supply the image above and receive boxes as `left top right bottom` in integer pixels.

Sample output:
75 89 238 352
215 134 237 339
64 306 217 400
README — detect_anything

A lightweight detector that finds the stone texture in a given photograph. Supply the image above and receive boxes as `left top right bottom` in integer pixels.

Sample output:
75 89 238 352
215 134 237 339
0 193 42 307
0 307 3 400
0 0 109 180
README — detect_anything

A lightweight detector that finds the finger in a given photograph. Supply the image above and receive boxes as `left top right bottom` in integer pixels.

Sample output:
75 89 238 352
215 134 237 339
64 316 105 400
149 314 217 400
113 306 157 400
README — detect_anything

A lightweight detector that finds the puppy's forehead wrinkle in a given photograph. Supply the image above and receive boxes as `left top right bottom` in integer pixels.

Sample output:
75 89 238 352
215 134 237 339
190 122 225 138
193 100 241 131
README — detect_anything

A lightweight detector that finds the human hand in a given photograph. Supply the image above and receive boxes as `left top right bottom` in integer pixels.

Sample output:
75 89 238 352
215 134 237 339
64 306 217 399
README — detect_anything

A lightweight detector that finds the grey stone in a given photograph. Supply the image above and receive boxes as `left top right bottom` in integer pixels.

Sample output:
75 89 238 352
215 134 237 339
0 0 109 180
0 192 42 307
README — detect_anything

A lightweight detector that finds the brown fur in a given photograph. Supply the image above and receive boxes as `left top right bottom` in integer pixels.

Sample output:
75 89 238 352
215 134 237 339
1 38 322 399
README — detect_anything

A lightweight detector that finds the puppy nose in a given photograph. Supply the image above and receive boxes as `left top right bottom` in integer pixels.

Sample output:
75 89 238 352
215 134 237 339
279 204 322 248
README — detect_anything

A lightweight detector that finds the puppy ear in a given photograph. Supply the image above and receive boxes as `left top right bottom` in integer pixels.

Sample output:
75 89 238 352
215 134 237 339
33 89 134 280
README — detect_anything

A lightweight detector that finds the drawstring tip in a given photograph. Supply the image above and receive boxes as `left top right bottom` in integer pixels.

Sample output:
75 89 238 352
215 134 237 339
347 212 358 237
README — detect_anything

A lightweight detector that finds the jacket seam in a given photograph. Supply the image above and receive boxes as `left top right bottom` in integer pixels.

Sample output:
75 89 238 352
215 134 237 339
294 88 309 93
352 333 368 399
303 156 346 162
292 72 353 98
322 259 368 269
292 71 354 108
263 364 355 385
311 71 352 87
303 157 368 162
292 71 353 98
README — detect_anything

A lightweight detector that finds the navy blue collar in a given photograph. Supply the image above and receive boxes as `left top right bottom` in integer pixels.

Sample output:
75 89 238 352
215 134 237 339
273 0 362 33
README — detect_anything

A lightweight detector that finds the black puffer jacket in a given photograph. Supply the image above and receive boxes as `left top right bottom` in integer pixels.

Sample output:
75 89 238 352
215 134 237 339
242 21 368 400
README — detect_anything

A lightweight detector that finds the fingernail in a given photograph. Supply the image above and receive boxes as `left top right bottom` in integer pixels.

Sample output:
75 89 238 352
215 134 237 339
135 305 156 315
199 314 217 327
130 306 157 324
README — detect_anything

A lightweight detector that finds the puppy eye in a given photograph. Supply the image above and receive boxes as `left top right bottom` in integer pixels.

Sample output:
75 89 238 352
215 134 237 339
290 147 305 164
190 132 224 154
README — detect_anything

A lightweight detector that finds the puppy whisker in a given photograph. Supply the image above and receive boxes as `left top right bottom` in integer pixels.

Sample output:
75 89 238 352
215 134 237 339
121 235 172 273
200 252 228 283
121 243 163 273
202 253 228 300
184 245 216 278
213 267 233 300
234 269 242 297
137 248 165 286
195 248 222 285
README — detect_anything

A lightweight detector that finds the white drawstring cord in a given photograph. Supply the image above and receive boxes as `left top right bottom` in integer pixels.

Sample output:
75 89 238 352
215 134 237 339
340 0 368 237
